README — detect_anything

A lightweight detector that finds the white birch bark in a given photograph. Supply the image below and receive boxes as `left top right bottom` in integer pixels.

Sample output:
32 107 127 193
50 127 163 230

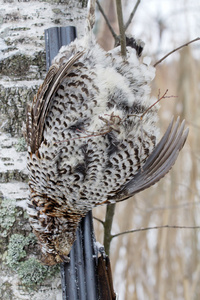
0 1 87 298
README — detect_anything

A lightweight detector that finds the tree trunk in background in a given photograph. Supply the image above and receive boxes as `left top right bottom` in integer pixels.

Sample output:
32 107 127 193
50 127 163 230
0 1 87 299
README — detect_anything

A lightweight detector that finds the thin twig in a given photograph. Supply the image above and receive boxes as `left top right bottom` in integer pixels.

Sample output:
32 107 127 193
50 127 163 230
96 0 118 41
116 0 126 57
127 89 177 120
111 225 200 239
93 216 105 225
140 89 177 118
125 0 141 30
154 37 200 67
140 89 168 119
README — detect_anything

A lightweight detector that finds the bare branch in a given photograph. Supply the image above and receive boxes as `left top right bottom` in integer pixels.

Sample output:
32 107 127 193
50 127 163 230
125 0 141 30
116 0 126 57
112 225 200 239
96 0 118 41
154 37 200 67
103 203 116 255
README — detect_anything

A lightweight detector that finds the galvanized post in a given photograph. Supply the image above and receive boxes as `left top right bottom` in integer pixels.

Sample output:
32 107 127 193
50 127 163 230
60 210 99 300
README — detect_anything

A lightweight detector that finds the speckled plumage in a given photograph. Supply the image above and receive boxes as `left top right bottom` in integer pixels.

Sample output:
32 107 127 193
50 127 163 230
26 34 188 265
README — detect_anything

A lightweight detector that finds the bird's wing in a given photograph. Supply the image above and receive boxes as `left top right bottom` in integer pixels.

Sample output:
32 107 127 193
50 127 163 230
108 117 189 202
26 51 85 153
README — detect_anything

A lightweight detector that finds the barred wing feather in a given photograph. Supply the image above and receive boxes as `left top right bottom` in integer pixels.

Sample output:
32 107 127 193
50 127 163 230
109 117 189 202
26 51 84 153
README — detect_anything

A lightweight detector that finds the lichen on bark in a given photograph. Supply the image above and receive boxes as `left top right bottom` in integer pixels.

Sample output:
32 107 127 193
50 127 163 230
6 234 59 289
0 197 16 238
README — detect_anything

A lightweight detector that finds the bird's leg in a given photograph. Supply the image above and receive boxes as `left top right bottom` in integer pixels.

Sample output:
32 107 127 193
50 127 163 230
87 0 96 30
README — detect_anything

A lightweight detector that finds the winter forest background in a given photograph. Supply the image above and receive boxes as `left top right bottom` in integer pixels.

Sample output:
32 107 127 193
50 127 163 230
0 0 200 299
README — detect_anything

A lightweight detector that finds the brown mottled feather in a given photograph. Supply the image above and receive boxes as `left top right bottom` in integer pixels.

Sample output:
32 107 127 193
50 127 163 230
26 51 84 153
107 117 189 202
26 34 188 265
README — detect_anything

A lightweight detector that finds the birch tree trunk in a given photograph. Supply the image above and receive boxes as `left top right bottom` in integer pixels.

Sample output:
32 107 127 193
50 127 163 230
0 1 87 299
